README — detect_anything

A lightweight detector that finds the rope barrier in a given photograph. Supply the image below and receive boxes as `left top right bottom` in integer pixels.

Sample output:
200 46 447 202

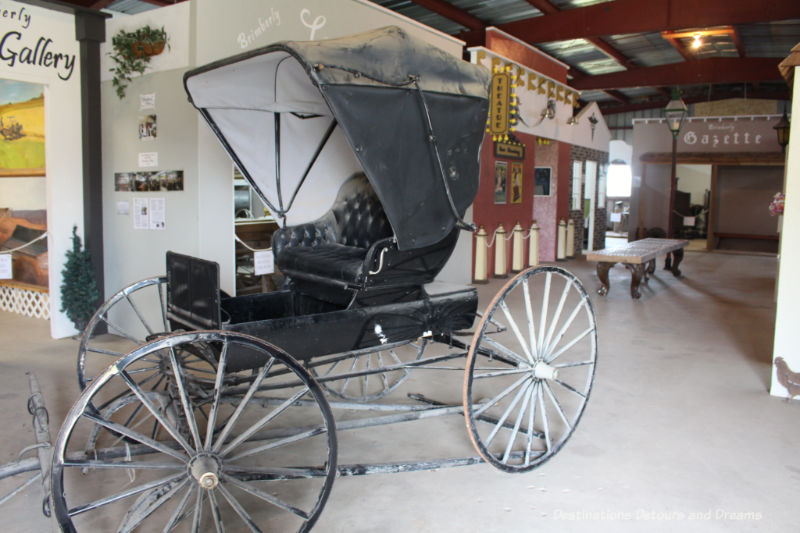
234 234 272 253
473 228 533 248
0 232 47 254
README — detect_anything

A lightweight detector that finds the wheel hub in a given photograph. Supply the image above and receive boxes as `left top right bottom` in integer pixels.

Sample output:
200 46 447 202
189 454 222 490
533 361 558 381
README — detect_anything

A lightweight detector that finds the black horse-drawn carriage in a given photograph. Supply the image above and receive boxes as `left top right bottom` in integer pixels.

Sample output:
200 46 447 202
52 27 597 532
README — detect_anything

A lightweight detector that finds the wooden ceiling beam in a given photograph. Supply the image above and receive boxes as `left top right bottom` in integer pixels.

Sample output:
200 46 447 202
409 0 484 31
599 87 791 114
572 57 782 91
527 1 637 70
499 0 800 44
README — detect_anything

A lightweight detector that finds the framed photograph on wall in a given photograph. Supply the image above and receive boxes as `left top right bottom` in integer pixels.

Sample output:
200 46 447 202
0 79 45 177
535 167 552 196
494 161 508 204
510 162 523 204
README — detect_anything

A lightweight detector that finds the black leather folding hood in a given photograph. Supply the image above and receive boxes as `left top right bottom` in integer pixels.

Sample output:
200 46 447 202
185 26 490 250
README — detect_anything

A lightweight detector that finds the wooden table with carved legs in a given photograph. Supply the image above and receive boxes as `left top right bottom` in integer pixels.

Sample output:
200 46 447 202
588 239 688 299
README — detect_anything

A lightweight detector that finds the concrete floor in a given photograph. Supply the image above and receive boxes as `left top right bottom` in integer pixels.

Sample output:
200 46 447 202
0 250 796 532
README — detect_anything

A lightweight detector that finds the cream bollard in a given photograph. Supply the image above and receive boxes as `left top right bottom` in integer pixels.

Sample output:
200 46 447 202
557 219 567 260
566 218 575 258
528 221 539 267
473 225 488 283
494 223 508 278
511 222 524 272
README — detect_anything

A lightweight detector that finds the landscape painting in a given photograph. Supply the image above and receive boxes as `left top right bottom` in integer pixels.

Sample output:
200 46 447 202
0 80 45 177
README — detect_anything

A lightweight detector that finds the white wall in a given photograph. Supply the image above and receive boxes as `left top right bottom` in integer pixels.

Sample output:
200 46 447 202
0 2 83 338
771 67 799 398
0 178 46 209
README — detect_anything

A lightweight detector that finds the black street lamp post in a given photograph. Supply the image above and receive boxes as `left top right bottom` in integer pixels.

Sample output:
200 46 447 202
664 87 688 239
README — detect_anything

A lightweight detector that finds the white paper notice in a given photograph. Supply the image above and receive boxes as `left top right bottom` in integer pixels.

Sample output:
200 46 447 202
683 216 696 227
253 250 274 275
116 201 130 215
610 212 622 223
0 254 11 279
134 198 149 229
138 152 158 168
149 198 166 230
140 93 156 110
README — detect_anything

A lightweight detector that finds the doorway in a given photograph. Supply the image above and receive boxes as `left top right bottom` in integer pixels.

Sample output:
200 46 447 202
674 164 711 251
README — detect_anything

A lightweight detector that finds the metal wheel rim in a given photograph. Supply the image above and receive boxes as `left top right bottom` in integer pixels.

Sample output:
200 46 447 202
463 266 598 473
77 276 171 391
54 330 338 532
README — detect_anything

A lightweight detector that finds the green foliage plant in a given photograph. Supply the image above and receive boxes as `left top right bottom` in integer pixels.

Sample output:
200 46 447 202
109 25 169 99
60 226 100 332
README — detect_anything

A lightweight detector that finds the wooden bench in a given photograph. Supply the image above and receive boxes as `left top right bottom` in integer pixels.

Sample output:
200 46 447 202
586 238 689 299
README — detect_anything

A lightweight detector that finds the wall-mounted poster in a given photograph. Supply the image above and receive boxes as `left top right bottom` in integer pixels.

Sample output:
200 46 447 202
0 80 45 177
115 172 134 191
535 167 552 196
157 170 184 191
510 163 523 204
138 114 157 140
494 161 508 204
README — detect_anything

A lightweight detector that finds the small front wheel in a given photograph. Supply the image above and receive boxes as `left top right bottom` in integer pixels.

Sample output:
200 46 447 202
464 267 597 472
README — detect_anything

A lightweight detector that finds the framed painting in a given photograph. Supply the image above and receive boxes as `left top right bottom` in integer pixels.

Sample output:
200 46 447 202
0 80 45 177
494 161 507 204
510 162 523 204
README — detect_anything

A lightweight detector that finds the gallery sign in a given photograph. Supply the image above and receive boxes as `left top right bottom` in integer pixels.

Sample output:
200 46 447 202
0 3 77 80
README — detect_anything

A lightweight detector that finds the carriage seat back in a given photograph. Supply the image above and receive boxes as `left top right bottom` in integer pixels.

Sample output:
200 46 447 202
272 173 459 300
272 174 391 258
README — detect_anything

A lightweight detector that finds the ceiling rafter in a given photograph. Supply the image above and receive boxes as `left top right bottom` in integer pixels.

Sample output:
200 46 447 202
599 86 792 114
498 0 800 44
409 0 484 31
573 57 783 91
661 33 694 62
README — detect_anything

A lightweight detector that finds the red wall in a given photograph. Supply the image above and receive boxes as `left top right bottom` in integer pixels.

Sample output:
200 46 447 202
473 131 536 277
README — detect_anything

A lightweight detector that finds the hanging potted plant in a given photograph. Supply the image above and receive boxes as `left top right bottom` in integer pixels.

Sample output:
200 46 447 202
109 25 169 99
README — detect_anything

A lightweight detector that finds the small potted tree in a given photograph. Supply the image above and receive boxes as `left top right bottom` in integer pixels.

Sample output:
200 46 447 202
109 25 169 99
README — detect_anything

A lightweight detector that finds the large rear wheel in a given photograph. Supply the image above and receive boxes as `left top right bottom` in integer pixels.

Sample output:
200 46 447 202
464 266 597 472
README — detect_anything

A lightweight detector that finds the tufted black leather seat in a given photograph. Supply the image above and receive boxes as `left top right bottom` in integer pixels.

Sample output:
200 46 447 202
272 174 393 287
272 173 460 303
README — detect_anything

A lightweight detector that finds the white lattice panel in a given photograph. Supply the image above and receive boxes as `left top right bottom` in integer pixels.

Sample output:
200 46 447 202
0 285 50 320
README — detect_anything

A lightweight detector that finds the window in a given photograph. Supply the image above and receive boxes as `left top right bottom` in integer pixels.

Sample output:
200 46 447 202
607 164 632 197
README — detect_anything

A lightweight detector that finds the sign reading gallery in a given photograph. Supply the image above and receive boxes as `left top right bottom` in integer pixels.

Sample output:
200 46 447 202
0 4 76 81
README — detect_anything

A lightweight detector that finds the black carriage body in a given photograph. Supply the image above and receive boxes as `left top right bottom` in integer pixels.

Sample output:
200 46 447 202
166 251 476 367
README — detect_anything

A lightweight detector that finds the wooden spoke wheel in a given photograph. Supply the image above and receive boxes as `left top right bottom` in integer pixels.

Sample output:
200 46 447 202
77 277 172 391
53 331 337 533
310 340 427 402
464 266 597 473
